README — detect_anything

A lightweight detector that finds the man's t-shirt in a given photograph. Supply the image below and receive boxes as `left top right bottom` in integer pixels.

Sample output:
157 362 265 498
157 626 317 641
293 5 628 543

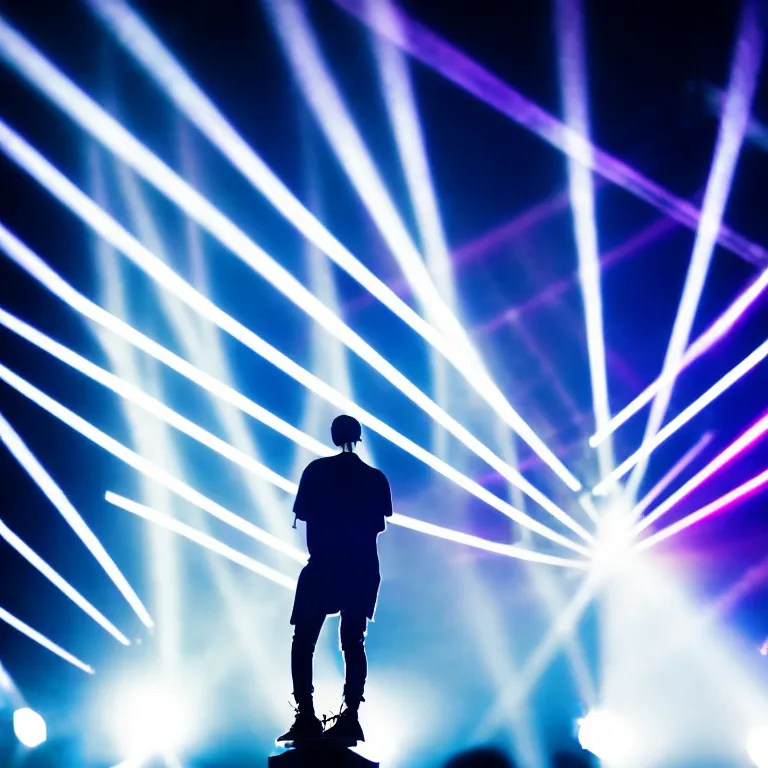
290 451 393 622
294 451 393 566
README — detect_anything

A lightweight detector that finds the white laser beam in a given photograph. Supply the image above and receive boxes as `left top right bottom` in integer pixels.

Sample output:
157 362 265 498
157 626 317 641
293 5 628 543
0 410 152 627
106 493 298 589
594 336 768 495
0 509 129 644
0 604 94 674
0 114 589 545
82 0 583 493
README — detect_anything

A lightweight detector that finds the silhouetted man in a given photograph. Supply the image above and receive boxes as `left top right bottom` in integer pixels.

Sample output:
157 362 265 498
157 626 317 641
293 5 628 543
278 415 393 744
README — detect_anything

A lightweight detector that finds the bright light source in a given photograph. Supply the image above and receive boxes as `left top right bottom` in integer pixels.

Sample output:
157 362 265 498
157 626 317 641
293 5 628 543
112 682 191 757
591 507 634 574
13 707 47 748
577 709 634 763
748 726 768 767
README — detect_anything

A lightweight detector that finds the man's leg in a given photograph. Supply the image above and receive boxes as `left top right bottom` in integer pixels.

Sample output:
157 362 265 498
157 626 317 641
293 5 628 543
291 613 325 713
339 611 368 711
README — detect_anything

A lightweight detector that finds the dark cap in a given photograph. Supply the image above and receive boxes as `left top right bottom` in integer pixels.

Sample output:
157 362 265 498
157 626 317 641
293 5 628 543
331 414 362 446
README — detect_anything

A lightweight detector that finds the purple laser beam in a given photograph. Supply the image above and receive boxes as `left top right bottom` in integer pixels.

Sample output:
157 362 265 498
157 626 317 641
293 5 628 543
334 0 768 269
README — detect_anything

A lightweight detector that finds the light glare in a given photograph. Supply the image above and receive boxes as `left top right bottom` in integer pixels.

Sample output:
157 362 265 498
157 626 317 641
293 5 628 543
577 709 635 763
13 708 47 749
112 682 191 757
748 726 768 767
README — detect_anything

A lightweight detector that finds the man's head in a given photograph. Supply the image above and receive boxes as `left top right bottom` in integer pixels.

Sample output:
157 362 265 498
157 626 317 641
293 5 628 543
331 415 362 450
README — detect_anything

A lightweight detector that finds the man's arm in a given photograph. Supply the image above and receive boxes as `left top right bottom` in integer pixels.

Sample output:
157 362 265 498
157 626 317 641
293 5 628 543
381 473 393 518
293 463 316 522
374 471 393 533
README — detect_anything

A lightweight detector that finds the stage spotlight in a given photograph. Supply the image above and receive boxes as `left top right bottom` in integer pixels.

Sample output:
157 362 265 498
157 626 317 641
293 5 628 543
112 682 190 757
577 709 634 763
747 725 768 767
13 708 46 748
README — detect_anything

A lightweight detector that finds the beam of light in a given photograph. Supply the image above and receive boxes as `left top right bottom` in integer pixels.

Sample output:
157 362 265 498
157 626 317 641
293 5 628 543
0 160 588 554
633 410 768 537
66 0 580 494
474 573 602 739
477 215 677 336
636 464 768 552
89 142 184 677
0 224 329 460
0 604 94 674
262 0 582 493
7 296 584 569
555 0 614 477
631 432 714 520
111 758 147 768
706 83 768 155
370 0 458 308
498 415 597 706
626 7 764 498
0 361 308 564
142 125 296 716
110 680 193 758
389 513 586 569
292 113 377 474
0 226 589 556
0 510 130 645
0 407 152 628
578 493 600 524
0 306 305 496
370 0 456 460
591 264 768 448
333 0 768 269
748 726 768 768
0 126 590 547
0 23 581 510
593 335 768 495
106 493 297 590
347 185 581 316
0 356 585 569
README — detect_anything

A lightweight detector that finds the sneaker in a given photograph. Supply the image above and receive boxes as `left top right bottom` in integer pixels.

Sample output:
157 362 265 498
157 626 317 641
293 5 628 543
323 708 365 743
276 708 324 743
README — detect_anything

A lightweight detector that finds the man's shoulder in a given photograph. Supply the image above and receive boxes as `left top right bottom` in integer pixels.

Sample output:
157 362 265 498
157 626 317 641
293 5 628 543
361 462 389 484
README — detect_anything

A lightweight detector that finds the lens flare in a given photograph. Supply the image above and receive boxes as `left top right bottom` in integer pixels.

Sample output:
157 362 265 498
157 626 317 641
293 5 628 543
13 708 47 749
577 709 635 763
